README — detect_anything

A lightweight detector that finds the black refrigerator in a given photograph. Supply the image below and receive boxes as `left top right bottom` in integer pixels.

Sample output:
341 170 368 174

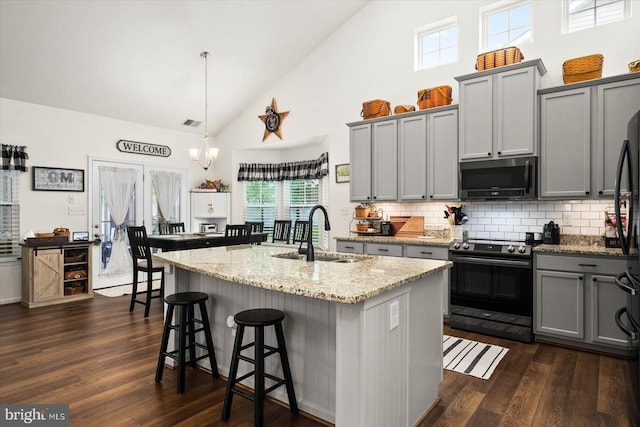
614 109 640 412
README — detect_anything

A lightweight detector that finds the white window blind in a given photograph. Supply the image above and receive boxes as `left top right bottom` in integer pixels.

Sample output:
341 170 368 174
243 181 279 240
564 0 628 33
0 171 20 259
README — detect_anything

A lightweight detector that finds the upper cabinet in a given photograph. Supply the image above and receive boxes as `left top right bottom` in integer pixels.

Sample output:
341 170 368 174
348 106 458 203
455 59 546 161
190 191 231 232
539 74 640 199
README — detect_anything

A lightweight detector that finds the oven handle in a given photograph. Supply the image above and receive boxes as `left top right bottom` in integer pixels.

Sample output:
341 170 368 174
449 254 531 268
615 306 639 341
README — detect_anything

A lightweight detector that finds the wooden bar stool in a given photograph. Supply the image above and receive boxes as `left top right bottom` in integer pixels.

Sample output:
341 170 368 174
155 292 219 394
221 308 298 426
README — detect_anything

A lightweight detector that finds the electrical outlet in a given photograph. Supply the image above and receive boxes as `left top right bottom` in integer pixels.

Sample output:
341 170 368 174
389 300 399 331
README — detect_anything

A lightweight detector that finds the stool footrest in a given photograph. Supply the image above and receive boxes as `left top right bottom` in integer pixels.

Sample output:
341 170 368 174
237 354 254 364
234 371 255 384
240 342 255 352
264 379 286 395
232 388 255 402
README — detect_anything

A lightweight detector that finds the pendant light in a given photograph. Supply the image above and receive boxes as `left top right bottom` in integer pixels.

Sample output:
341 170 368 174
190 51 218 170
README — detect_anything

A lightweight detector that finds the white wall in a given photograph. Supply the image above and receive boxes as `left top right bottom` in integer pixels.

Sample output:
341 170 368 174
214 0 640 244
0 98 215 303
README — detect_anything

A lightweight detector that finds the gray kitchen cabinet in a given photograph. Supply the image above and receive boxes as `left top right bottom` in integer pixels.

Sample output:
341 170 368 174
371 120 398 201
336 240 364 254
349 124 372 202
365 242 403 257
539 73 640 199
595 79 640 196
539 88 591 198
534 253 636 355
428 109 458 200
456 60 545 161
405 244 450 315
398 115 427 201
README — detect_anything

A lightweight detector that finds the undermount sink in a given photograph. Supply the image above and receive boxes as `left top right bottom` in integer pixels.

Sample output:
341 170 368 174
272 252 362 263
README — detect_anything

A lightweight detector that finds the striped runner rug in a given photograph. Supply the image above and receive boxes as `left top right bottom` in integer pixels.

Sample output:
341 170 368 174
443 334 509 380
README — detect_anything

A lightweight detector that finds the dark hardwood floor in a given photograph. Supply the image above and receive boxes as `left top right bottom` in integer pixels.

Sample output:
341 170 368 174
0 294 638 426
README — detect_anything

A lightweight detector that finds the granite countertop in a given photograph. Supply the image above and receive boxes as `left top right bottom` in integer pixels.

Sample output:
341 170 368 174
336 235 451 247
153 245 451 304
533 243 636 257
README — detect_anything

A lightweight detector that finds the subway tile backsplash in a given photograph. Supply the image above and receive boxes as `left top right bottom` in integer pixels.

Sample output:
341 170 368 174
373 200 616 241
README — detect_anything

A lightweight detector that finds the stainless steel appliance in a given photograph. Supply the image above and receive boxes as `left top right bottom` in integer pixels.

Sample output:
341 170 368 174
614 109 640 411
449 238 533 343
459 156 536 200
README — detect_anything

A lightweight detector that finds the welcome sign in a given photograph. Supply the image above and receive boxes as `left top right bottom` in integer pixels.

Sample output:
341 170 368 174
116 140 171 157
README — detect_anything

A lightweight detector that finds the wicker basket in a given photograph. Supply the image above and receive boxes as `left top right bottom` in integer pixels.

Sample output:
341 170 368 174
394 105 416 114
417 86 452 110
356 223 369 232
355 206 370 218
64 282 85 295
361 100 391 120
64 269 87 280
629 59 640 73
476 47 524 71
562 54 603 84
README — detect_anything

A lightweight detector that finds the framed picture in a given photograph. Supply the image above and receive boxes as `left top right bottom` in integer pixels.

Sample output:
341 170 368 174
335 163 350 183
33 167 84 192
72 231 89 241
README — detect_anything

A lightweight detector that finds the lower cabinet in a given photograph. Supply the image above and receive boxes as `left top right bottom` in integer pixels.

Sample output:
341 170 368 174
337 239 450 316
534 253 635 355
22 244 93 308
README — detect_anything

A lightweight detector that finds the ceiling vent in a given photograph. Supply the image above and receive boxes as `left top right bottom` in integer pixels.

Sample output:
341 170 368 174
183 119 201 127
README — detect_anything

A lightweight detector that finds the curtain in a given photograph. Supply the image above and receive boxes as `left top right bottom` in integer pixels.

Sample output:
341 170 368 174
1 144 29 172
99 166 137 276
151 171 182 222
238 152 329 182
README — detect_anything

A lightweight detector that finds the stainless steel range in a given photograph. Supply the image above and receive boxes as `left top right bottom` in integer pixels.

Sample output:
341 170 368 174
449 238 533 343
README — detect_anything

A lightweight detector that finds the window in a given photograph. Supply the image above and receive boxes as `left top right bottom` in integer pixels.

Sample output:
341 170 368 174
563 0 629 33
481 1 532 51
244 181 278 238
0 171 20 260
243 177 329 247
414 17 458 70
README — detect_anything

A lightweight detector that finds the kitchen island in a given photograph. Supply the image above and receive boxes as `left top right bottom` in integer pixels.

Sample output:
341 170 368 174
154 244 450 426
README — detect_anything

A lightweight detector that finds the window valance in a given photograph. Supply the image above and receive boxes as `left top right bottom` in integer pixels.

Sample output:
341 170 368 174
238 152 329 182
1 144 29 172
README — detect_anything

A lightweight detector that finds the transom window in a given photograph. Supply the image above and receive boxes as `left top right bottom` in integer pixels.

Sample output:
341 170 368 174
414 17 458 71
481 1 532 51
563 0 629 33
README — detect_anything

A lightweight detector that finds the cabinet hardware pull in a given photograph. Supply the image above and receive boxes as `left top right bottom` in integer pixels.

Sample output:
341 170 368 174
345 246 355 249
487 152 491 156
579 276 583 280
578 264 597 267
420 251 433 255
598 190 603 195
592 277 597 281
585 191 590 195
497 151 501 155
378 248 389 252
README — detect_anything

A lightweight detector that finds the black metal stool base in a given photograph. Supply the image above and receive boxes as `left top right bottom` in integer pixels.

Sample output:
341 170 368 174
155 292 219 394
221 308 298 427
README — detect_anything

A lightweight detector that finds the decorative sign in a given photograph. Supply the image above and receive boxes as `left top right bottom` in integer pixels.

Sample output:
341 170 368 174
258 98 289 141
116 139 171 157
33 167 84 192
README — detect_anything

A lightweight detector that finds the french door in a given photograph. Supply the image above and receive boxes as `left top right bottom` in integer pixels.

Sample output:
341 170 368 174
90 160 144 289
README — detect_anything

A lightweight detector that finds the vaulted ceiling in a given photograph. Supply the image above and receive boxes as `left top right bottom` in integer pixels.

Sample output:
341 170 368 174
0 0 367 135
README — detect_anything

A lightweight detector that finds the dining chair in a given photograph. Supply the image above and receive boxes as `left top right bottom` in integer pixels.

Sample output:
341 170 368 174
292 220 310 251
225 224 251 245
245 221 264 233
272 220 292 244
126 225 165 317
159 222 185 235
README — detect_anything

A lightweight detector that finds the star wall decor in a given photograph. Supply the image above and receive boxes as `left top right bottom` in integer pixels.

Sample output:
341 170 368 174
258 98 289 141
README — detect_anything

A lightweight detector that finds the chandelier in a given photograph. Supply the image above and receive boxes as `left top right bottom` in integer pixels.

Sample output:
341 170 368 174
190 51 219 171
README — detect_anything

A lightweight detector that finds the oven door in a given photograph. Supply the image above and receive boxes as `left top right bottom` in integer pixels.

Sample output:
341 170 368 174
449 253 533 317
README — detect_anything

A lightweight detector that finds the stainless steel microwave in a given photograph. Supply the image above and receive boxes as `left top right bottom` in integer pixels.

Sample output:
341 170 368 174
459 157 537 200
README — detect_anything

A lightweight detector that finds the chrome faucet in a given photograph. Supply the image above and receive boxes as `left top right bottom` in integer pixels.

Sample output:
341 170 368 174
299 204 331 261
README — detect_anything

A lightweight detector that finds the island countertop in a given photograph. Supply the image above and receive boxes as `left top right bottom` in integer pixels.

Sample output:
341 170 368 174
153 244 451 304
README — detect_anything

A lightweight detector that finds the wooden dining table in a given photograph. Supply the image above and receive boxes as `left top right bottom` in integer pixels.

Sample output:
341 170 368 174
147 232 268 251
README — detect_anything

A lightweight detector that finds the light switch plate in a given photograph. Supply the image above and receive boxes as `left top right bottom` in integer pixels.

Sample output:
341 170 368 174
68 206 85 215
